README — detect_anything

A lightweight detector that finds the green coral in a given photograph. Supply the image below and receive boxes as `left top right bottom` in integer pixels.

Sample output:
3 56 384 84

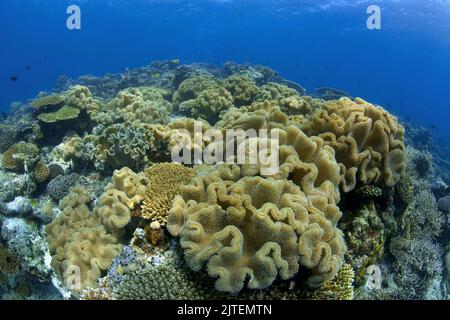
31 94 64 109
86 122 156 171
37 105 80 123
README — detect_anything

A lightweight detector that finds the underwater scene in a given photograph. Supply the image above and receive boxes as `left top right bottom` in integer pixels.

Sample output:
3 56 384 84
0 0 449 302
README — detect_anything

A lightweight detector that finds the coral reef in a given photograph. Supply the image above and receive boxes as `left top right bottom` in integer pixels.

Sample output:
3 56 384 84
1 60 443 301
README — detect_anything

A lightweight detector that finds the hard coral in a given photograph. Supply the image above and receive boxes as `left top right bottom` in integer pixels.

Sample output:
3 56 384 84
141 162 195 225
31 94 64 109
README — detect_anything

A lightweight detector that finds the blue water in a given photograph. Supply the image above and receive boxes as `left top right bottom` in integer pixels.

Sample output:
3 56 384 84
1 0 449 142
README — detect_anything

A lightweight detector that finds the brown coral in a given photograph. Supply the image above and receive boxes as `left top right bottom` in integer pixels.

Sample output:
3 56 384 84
33 161 50 183
141 162 195 225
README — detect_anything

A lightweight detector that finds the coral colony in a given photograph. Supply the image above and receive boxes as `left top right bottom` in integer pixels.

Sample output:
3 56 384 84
0 60 449 300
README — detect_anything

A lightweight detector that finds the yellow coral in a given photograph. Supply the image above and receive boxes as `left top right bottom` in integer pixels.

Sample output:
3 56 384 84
97 167 150 236
168 163 346 293
141 162 195 225
302 97 406 192
46 187 122 292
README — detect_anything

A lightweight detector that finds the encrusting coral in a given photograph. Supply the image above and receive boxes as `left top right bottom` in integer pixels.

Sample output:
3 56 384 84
141 162 196 225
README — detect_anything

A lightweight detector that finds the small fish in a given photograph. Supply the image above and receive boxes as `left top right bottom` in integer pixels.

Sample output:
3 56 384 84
26 66 31 70
10 75 18 81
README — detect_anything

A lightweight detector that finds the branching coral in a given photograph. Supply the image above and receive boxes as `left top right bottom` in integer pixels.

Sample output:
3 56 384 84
141 162 195 225
308 263 354 300
302 97 406 192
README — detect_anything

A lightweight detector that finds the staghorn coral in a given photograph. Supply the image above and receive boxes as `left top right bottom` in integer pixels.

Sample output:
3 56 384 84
45 186 122 292
168 164 346 294
2 141 40 172
302 97 406 192
97 167 150 236
141 162 195 225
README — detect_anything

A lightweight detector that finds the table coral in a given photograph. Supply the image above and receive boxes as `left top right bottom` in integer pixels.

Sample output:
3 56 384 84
141 162 195 225
31 94 64 109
